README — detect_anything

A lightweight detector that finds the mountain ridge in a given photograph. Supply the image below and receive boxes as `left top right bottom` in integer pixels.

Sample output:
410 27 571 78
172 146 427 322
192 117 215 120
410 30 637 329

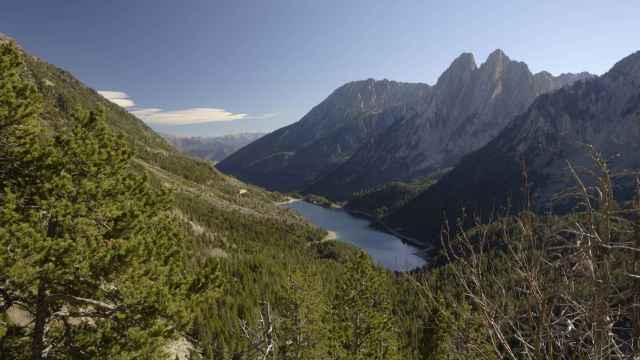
385 49 640 245
305 50 593 199
217 78 431 191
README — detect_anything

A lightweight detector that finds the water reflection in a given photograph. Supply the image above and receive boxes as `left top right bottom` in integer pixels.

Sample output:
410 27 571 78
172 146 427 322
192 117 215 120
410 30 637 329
284 201 426 271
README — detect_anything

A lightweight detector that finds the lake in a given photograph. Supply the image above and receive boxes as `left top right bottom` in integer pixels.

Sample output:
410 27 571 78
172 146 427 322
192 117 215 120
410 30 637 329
284 200 427 271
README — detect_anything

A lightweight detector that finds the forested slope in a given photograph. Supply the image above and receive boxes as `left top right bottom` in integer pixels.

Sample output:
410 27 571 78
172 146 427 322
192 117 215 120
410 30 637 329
0 37 430 359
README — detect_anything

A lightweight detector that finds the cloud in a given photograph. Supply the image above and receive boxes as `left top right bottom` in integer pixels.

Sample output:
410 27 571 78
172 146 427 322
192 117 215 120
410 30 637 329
245 112 279 120
130 107 249 125
99 89 276 125
98 90 135 108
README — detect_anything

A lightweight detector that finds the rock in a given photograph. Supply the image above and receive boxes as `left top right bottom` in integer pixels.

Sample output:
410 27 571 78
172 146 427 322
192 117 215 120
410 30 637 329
386 50 640 245
308 50 593 199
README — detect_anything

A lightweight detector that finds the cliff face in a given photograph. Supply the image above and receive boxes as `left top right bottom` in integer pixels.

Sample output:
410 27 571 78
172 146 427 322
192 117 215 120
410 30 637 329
308 50 592 199
387 51 640 245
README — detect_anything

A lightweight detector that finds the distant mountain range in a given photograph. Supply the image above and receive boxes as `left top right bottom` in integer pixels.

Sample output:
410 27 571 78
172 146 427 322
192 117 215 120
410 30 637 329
162 132 265 163
217 50 593 200
149 119 281 138
386 50 640 245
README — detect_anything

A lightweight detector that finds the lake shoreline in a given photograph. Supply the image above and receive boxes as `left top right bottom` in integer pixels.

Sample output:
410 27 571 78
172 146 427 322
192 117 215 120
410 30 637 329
283 200 427 271
342 207 428 250
274 196 301 206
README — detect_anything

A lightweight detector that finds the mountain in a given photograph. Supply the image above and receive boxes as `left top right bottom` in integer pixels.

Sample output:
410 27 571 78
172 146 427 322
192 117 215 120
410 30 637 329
4 35 445 358
148 117 282 137
307 50 594 199
162 132 265 162
216 79 432 191
386 50 640 246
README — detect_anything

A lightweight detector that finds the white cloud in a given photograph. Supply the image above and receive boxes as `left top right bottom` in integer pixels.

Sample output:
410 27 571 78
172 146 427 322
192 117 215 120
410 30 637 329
98 90 136 108
131 107 248 125
245 112 279 120
100 89 276 125
110 98 136 108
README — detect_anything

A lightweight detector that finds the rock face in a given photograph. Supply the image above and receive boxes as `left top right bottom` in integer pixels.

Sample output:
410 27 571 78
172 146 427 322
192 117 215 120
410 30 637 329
216 79 431 191
218 50 591 200
308 50 593 199
386 50 640 246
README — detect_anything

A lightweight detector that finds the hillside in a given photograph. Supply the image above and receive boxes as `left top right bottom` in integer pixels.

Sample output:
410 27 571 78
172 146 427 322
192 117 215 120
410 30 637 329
345 174 443 219
216 79 431 191
386 50 640 246
0 36 439 359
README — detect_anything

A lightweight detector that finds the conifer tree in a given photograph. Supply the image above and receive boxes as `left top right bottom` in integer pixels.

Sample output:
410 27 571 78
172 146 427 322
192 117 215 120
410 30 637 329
0 41 221 359
0 41 44 195
327 252 400 360
279 269 329 360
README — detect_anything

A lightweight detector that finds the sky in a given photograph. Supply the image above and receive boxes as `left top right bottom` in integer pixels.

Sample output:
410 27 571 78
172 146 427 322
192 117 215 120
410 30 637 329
2 0 639 136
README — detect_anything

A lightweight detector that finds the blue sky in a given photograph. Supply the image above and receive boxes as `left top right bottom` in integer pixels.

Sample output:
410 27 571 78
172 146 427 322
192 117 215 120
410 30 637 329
2 1 639 136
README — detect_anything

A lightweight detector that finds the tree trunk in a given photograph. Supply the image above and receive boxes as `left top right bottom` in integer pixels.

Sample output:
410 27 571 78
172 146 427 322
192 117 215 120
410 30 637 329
31 281 49 360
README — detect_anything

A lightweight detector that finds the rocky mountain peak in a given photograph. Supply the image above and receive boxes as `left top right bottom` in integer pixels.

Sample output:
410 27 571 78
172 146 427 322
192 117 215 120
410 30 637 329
485 48 508 65
533 71 553 80
219 49 593 200
435 52 477 97
441 52 477 77
479 49 531 81
326 78 430 114
386 50 640 245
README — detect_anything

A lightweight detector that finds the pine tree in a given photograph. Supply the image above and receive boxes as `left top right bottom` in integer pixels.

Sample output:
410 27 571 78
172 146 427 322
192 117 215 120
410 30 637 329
0 41 44 196
279 269 329 360
327 251 400 360
0 42 221 359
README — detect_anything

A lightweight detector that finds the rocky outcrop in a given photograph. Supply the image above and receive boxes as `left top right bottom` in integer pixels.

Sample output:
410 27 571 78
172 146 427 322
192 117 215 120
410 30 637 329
386 50 640 246
308 50 593 199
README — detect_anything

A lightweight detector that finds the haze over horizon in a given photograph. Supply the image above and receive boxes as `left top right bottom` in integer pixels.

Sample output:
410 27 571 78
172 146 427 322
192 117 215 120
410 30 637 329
2 0 638 136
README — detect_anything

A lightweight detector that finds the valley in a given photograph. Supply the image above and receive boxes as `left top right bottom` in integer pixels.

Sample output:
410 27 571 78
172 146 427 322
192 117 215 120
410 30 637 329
3 3 640 358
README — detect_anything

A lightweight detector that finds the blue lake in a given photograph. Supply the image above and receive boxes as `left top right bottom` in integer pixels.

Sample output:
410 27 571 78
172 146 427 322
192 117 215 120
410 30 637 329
284 201 427 271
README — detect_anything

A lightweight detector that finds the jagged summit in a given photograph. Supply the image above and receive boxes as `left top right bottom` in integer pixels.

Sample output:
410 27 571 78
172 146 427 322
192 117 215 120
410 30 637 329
305 51 593 199
485 48 507 63
219 50 593 199
481 49 521 72
451 52 477 69
387 50 640 245
436 52 477 87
